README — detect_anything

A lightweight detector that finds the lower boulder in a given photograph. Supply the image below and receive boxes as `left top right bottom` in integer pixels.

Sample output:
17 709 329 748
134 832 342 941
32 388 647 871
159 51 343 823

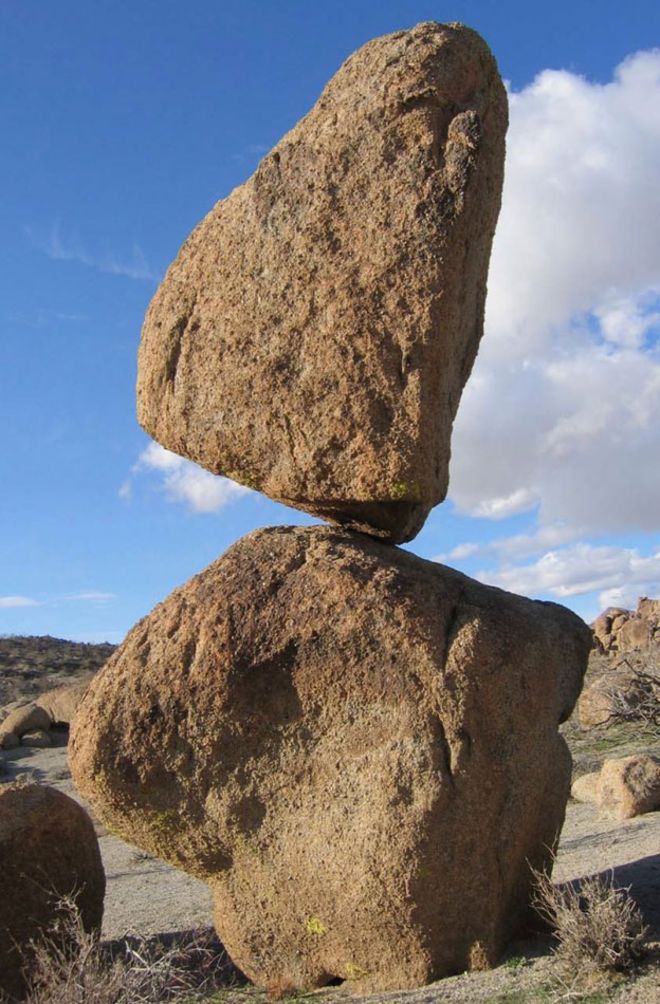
70 525 591 994
0 783 105 1001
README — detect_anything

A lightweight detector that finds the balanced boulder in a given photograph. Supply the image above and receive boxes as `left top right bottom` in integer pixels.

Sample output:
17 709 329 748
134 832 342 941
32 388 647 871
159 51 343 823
0 783 105 1001
70 525 590 993
137 22 507 543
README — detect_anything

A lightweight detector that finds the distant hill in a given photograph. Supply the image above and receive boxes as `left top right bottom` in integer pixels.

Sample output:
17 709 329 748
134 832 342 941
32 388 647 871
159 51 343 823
0 635 116 708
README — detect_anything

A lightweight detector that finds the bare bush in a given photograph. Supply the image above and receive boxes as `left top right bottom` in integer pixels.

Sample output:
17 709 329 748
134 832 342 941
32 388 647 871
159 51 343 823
532 867 648 996
2 895 236 1004
599 660 660 738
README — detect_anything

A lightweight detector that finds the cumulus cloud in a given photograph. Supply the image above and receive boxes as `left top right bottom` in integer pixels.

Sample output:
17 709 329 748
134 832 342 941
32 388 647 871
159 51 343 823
450 50 660 537
0 595 41 608
131 442 251 513
475 543 660 610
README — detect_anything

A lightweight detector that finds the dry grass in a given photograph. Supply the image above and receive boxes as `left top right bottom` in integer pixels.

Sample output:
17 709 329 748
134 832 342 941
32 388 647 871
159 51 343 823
532 867 649 999
1 896 239 1004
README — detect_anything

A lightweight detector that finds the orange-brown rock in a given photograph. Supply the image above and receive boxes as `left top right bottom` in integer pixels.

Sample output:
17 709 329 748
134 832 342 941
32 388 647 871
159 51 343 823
590 596 660 654
35 679 91 726
137 22 508 543
1 702 51 738
577 667 647 728
598 755 660 820
70 525 589 994
0 783 105 1001
571 772 600 804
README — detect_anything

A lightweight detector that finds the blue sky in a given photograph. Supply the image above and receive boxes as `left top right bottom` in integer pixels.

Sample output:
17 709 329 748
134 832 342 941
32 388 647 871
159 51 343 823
2 0 660 642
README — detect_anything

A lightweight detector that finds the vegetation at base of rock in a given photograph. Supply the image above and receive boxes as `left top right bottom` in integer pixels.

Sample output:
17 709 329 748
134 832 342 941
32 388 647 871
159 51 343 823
0 782 106 1000
1 898 241 1004
531 868 649 996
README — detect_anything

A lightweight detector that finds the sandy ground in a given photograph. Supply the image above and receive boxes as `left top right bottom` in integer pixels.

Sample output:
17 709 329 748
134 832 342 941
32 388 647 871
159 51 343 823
2 741 659 1002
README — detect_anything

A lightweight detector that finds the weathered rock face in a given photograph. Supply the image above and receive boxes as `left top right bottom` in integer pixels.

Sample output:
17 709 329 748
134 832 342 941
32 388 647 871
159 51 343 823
571 772 600 805
70 525 590 993
0 783 105 1001
35 679 91 726
591 597 660 654
598 755 660 820
1 702 51 738
570 757 660 820
577 666 647 728
137 22 508 543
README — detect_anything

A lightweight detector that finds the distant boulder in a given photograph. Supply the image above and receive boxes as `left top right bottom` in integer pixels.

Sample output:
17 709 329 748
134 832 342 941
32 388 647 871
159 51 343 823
598 755 660 820
0 728 19 750
571 756 660 820
0 680 92 750
578 666 648 728
571 772 600 804
1 702 51 738
591 596 660 654
35 679 91 726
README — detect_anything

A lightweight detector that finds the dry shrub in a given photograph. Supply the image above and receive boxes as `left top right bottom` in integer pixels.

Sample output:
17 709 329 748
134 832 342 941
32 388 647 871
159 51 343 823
6 895 236 1004
599 660 660 739
532 868 648 997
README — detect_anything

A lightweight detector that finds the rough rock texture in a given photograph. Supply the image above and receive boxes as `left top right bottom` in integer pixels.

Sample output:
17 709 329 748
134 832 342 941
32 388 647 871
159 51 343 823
0 728 19 749
571 772 600 804
137 22 508 543
598 755 660 820
592 597 660 654
1 702 51 738
70 525 590 993
0 783 105 1001
577 666 647 728
35 680 91 725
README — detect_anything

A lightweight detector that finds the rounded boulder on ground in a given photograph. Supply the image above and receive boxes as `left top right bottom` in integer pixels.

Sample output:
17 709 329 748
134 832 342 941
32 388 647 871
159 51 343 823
35 679 92 726
0 782 105 1001
598 755 660 820
571 772 601 804
1 702 51 739
70 524 591 994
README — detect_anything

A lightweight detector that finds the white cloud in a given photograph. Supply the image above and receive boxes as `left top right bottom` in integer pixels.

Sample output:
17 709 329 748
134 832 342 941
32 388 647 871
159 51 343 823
0 595 41 608
131 442 251 513
438 522 582 565
595 293 660 350
469 488 537 521
475 543 660 606
64 592 116 602
25 221 160 282
450 50 660 539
